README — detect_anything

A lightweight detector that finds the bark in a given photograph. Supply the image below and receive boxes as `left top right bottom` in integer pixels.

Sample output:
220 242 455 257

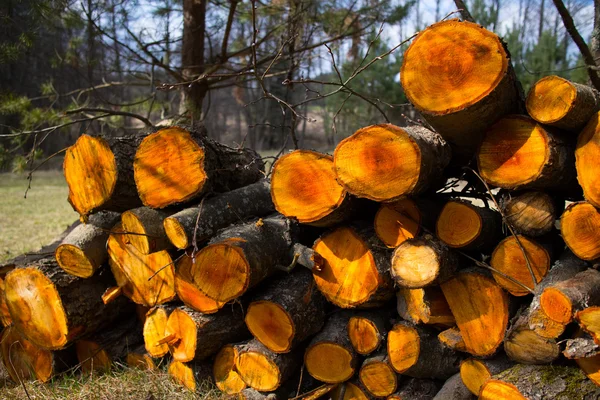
460 354 514 396
504 308 560 364
181 0 208 119
432 373 473 400
563 335 600 359
389 378 442 400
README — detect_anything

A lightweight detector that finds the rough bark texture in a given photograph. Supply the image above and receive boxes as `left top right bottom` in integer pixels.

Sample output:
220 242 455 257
499 190 560 237
389 378 442 400
164 180 274 249
504 308 560 364
563 335 600 359
432 373 473 400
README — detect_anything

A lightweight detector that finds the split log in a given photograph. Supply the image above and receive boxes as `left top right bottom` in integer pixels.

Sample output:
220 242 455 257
121 207 172 254
563 335 600 359
331 381 370 400
4 257 131 350
347 311 388 355
440 269 510 357
477 115 576 191
304 312 358 384
55 211 120 278
64 133 143 218
126 344 156 371
271 150 358 227
312 225 394 308
438 327 467 353
526 75 600 131
459 354 513 396
432 373 472 400
164 180 274 249
489 235 551 296
164 305 248 362
436 199 499 251
504 309 560 364
143 305 176 358
400 19 521 160
391 236 458 288
388 378 441 400
213 345 247 395
234 339 300 392
540 268 600 325
374 197 438 248
358 351 398 397
190 215 300 303
0 326 76 383
396 286 455 327
561 201 600 260
498 190 559 237
174 255 224 314
168 360 212 391
480 364 600 399
245 269 326 353
333 123 450 202
577 306 600 345
133 126 264 208
576 112 600 208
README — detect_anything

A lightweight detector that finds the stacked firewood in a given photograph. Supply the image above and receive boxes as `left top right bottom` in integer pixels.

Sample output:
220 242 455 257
3 18 600 399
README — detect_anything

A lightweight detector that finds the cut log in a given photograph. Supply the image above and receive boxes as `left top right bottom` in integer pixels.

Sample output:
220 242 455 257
436 199 499 251
133 126 264 208
305 312 358 384
190 215 300 303
331 381 370 400
576 112 600 208
175 255 224 314
0 274 13 327
489 235 551 296
480 364 600 399
358 351 398 397
561 201 600 260
387 322 461 380
432 373 472 400
64 133 143 218
388 378 441 400
526 75 600 131
126 344 156 371
0 326 76 383
576 353 600 386
499 190 559 237
477 115 576 191
164 180 274 250
245 269 326 353
143 305 176 358
396 286 455 327
563 335 600 359
333 123 450 202
213 345 247 395
392 236 458 288
271 150 358 227
55 211 120 278
164 305 248 362
459 354 513 396
234 339 299 392
504 309 560 364
121 207 172 254
440 269 509 357
540 269 600 325
438 327 467 353
168 360 212 391
4 257 131 350
312 225 394 308
107 224 176 306
401 19 521 160
347 311 388 355
374 197 436 248
577 306 600 345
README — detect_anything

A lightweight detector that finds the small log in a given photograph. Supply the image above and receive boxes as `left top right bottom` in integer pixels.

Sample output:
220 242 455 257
499 190 559 237
438 327 467 353
388 378 441 400
164 180 275 250
271 150 359 227
504 309 560 364
477 115 576 191
245 269 327 353
401 20 521 160
213 345 247 395
563 335 600 359
431 373 472 400
175 255 224 314
397 286 455 327
333 123 450 202
168 360 212 391
374 197 439 248
480 364 600 399
331 381 370 400
312 224 394 308
576 112 600 208
164 305 248 362
4 257 131 350
0 326 76 383
64 133 143 218
526 75 600 131
121 207 172 254
489 234 552 296
459 354 513 396
358 350 398 397
305 312 358 384
577 306 600 345
55 211 121 278
143 305 176 358
391 236 458 288
436 199 500 251
126 344 156 371
190 215 301 303
387 322 461 380
347 311 388 356
234 339 300 392
440 269 509 357
561 201 600 260
133 126 264 208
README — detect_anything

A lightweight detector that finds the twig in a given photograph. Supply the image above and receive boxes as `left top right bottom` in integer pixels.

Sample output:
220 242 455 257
453 0 476 22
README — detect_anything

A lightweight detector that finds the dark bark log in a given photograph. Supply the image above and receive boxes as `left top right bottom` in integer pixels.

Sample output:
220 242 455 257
563 335 600 359
389 378 442 400
432 373 473 400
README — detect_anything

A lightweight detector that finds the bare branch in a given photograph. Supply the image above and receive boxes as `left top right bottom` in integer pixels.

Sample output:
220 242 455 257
453 0 476 23
65 107 153 127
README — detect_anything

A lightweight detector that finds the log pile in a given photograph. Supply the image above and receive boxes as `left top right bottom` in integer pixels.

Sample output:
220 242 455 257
3 18 600 400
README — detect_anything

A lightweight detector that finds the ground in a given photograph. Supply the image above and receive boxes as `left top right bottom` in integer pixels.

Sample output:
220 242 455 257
0 171 224 399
